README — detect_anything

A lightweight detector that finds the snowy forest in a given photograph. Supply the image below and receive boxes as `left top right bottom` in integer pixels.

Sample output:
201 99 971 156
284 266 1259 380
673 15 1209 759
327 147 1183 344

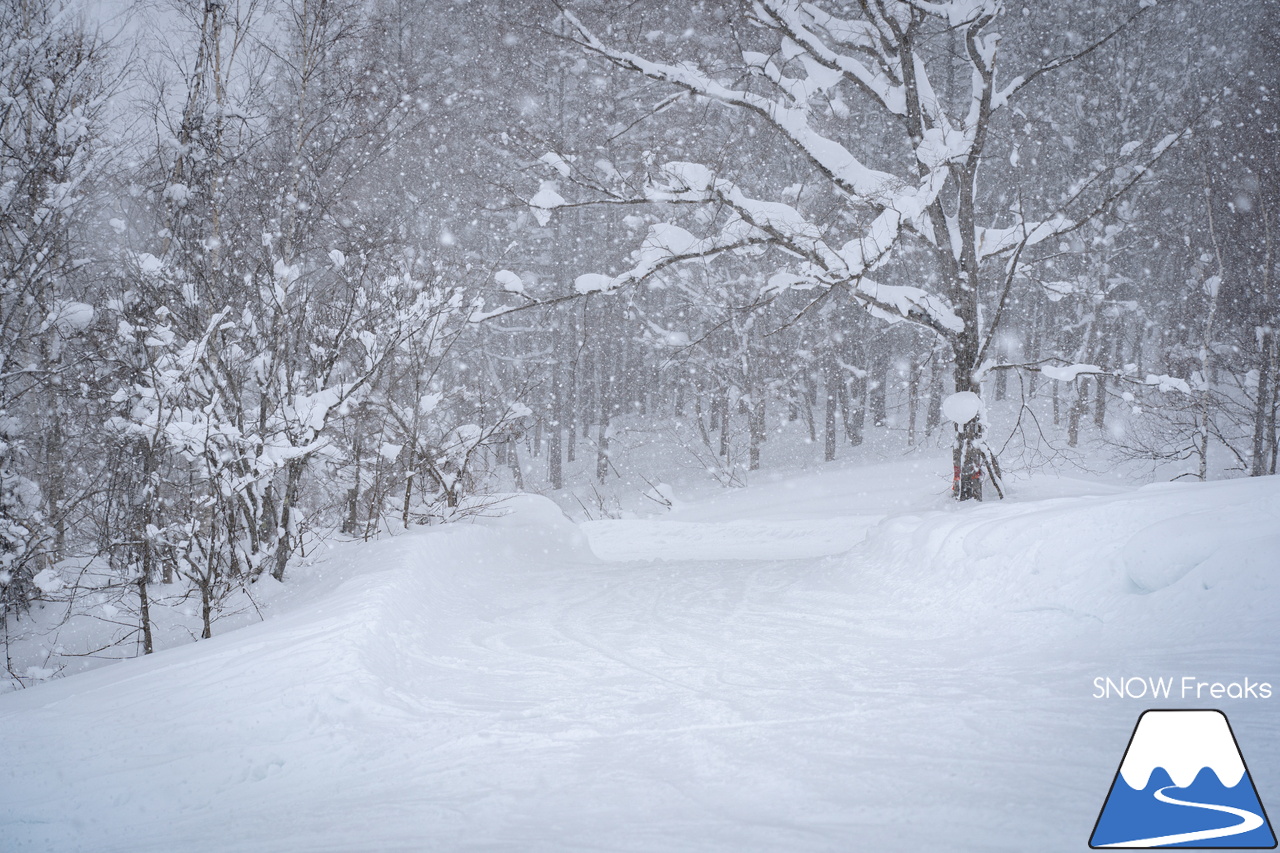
2 0 1278 671
4 1 1280 850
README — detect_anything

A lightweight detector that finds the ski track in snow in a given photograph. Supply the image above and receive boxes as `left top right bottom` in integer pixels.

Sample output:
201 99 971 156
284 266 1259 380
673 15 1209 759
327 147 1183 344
2 463 1279 852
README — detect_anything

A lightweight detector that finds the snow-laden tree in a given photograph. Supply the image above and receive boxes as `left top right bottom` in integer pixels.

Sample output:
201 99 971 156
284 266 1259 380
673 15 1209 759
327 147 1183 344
1223 14 1280 478
0 416 40 623
529 0 1183 498
0 0 109 606
88 0 461 643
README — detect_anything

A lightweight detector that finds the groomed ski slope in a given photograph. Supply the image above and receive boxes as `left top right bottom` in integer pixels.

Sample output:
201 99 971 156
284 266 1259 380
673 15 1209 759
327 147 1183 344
3 457 1279 852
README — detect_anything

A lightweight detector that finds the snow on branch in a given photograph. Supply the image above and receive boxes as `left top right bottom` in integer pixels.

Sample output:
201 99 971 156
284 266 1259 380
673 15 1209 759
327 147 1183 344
838 167 952 274
655 163 962 332
753 1 907 116
976 214 1072 260
985 360 1195 395
851 279 964 333
529 180 567 226
794 2 888 58
902 0 1001 28
573 222 773 296
516 153 963 335
560 9 898 205
651 160 948 286
649 162 845 269
1040 363 1105 383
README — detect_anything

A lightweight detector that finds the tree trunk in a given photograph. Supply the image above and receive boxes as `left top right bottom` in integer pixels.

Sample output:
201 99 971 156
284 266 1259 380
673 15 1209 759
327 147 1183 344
580 347 594 436
925 350 943 436
951 361 984 502
548 345 563 490
596 413 610 485
801 380 817 444
1027 307 1043 400
41 399 65 561
401 446 415 528
953 416 984 501
1093 318 1110 431
694 397 713 450
1253 329 1275 476
509 440 525 490
907 353 921 446
869 347 888 428
565 319 577 465
1093 371 1107 431
137 575 154 655
596 359 611 484
750 397 765 470
271 458 304 582
823 349 839 461
1067 378 1087 448
1268 340 1278 475
836 373 852 446
200 577 213 640
344 432 361 535
846 370 866 445
716 387 730 457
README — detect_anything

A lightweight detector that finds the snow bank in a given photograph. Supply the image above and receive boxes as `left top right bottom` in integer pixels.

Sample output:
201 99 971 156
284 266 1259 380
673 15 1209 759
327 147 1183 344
0 505 598 852
856 475 1280 635
474 493 592 561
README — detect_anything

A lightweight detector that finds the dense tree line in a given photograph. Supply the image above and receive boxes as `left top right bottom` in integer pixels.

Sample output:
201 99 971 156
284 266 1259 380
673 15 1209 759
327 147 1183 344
1 0 1275 668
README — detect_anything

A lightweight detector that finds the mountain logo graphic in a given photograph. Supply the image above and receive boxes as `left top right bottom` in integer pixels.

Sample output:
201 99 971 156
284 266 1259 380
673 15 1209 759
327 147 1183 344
1090 709 1277 848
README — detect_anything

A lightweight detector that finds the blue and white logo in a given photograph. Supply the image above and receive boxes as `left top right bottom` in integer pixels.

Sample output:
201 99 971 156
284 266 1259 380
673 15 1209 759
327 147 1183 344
1091 710 1276 848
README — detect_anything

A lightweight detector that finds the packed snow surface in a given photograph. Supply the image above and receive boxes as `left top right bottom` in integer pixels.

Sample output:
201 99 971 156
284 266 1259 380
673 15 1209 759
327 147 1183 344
3 458 1279 852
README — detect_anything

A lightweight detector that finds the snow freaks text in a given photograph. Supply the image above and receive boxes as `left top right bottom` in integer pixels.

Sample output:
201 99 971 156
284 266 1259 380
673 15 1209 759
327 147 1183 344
1093 677 1274 700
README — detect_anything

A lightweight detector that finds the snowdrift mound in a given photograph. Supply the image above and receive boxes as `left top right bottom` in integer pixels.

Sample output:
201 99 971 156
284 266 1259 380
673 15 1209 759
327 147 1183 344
0 497 600 853
582 456 950 562
856 475 1280 631
476 492 592 561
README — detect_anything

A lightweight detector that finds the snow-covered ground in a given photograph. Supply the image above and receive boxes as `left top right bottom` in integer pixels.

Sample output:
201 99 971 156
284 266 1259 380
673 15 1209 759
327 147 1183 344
3 458 1278 852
